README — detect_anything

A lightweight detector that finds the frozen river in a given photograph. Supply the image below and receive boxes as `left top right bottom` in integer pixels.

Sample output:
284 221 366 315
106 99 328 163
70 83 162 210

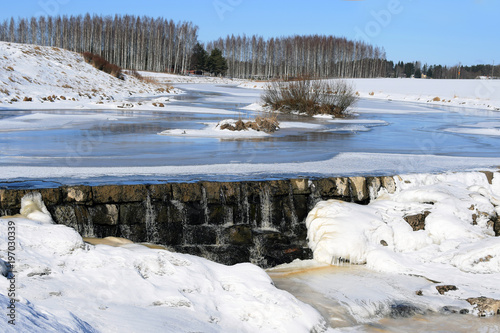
0 84 499 185
1 83 500 332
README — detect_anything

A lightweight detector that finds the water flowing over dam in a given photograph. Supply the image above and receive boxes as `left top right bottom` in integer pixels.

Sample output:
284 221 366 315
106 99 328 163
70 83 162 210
0 175 403 268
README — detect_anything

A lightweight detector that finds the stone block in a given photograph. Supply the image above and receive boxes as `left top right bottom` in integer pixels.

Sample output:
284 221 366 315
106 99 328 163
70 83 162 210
62 185 92 204
381 176 397 194
290 178 310 195
38 188 61 206
333 177 350 197
224 225 252 245
0 189 27 211
186 225 217 245
172 183 202 202
184 202 206 225
311 178 336 197
92 184 147 203
119 203 145 225
293 195 309 222
349 177 368 202
147 183 171 201
268 180 291 196
367 177 382 199
89 204 119 225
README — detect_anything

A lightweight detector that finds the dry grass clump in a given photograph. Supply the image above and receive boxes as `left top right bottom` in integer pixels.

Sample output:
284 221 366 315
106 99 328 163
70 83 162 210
127 70 173 92
5 66 14 71
82 52 123 79
128 69 144 80
0 88 10 95
23 97 32 102
156 86 173 93
433 96 441 102
219 114 279 133
262 78 357 117
42 95 58 102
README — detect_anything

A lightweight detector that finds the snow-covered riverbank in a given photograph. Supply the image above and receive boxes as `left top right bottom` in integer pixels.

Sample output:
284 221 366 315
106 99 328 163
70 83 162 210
1 171 500 332
0 42 180 110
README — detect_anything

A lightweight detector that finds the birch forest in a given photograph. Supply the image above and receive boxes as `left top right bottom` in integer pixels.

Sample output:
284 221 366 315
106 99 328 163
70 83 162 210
207 35 386 79
0 14 387 78
0 14 198 73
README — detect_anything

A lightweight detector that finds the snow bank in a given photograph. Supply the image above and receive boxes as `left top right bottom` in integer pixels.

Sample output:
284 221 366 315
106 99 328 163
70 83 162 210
445 121 500 137
0 194 326 332
157 119 326 139
0 112 126 132
0 42 179 110
137 71 247 85
305 171 500 315
2 153 499 183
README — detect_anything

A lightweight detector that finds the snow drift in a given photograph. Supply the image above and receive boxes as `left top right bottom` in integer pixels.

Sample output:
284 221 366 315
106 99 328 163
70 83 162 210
306 172 500 316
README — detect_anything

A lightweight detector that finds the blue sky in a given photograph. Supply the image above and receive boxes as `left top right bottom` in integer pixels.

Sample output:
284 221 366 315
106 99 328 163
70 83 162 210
1 0 498 66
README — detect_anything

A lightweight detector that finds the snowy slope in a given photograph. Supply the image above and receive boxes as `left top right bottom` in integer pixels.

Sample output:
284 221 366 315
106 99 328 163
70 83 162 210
0 42 178 109
0 193 326 333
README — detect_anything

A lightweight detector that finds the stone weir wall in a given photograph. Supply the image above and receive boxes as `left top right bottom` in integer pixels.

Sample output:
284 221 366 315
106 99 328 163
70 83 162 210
2 176 396 268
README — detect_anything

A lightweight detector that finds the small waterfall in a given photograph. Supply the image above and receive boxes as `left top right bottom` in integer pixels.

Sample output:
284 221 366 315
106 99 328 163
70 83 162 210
75 205 95 237
145 194 159 244
259 185 273 230
250 236 266 267
200 186 209 225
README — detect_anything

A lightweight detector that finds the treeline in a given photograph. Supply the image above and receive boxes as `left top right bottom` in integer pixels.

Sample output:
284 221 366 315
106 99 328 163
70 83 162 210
0 14 198 73
207 35 387 79
0 14 386 79
387 61 500 79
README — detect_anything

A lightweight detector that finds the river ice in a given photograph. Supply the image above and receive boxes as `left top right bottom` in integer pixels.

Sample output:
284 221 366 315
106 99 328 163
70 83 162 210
1 83 500 186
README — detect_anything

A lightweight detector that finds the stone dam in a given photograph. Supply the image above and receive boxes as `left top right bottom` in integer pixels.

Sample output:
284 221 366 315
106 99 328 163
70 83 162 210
1 174 498 268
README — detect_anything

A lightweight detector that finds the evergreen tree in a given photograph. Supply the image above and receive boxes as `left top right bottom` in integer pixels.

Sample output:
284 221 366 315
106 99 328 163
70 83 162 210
206 48 228 76
404 62 415 78
191 42 208 71
427 66 433 78
414 68 422 78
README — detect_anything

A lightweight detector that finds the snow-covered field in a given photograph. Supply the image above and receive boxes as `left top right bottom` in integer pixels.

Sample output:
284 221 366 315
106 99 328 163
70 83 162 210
240 78 500 112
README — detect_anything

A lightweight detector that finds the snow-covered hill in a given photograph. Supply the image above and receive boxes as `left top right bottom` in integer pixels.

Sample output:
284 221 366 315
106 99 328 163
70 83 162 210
0 42 177 109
